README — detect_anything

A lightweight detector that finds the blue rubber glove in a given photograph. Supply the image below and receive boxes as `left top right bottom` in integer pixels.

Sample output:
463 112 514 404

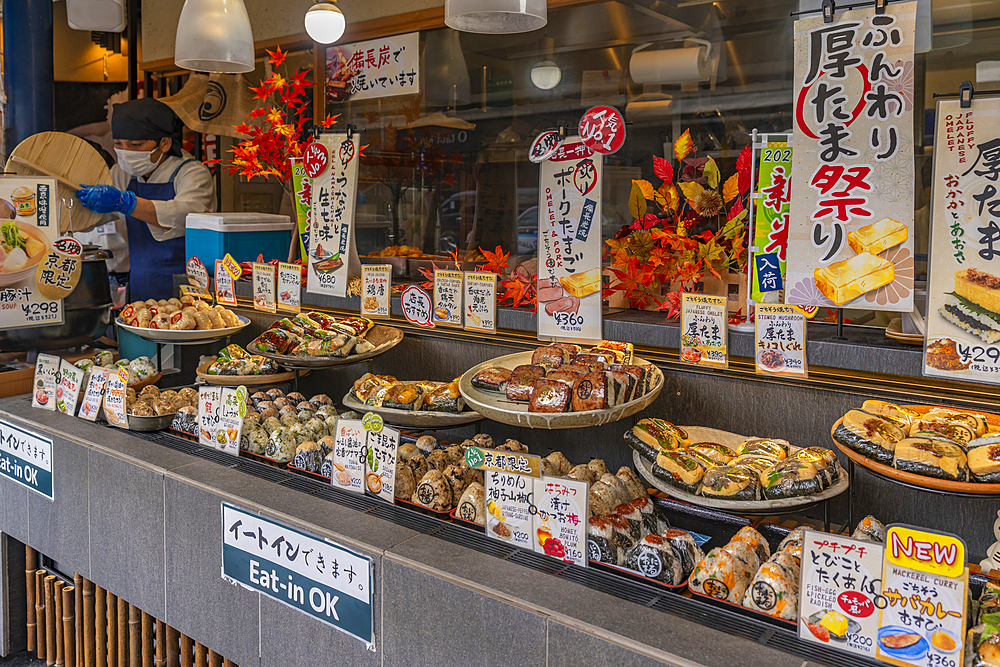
76 185 137 215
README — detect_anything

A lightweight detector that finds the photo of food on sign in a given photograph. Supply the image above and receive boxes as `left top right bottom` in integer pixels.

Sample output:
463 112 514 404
0 178 61 329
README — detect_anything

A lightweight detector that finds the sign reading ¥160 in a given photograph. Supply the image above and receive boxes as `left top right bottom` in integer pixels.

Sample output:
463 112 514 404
0 418 53 500
221 503 374 647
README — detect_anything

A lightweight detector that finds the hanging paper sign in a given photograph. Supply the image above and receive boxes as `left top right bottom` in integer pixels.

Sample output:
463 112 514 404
217 386 247 455
55 358 85 416
532 476 588 566
252 263 276 313
484 469 534 549
35 237 82 301
755 303 807 377
578 106 626 155
529 130 562 164
277 262 301 313
401 285 434 327
360 264 391 318
432 270 463 327
289 158 312 261
0 177 62 330
464 271 497 333
325 32 420 102
307 132 360 298
537 138 603 342
198 385 222 448
786 3 917 312
222 253 241 280
30 353 59 410
103 367 129 429
329 418 365 493
750 137 792 302
215 260 236 307
78 367 109 422
799 529 884 658
363 413 398 502
186 256 209 290
876 525 968 667
680 293 728 368
924 94 1000 385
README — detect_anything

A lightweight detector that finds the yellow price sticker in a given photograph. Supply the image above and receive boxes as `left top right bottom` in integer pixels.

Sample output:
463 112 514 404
886 525 965 578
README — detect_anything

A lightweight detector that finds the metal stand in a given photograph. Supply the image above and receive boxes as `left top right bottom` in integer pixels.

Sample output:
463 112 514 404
835 308 846 340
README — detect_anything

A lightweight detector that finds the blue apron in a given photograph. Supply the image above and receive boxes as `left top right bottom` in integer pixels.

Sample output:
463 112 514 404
125 159 192 301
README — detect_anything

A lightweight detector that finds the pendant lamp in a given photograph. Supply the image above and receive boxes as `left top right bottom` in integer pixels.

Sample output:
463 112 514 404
174 0 255 73
445 0 546 34
304 1 347 45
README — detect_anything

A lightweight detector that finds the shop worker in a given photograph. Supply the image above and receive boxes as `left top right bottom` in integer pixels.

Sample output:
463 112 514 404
76 98 216 301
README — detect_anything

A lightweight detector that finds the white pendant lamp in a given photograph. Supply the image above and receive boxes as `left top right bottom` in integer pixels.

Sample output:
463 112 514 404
530 61 560 90
174 0 255 73
304 1 347 45
445 0 546 34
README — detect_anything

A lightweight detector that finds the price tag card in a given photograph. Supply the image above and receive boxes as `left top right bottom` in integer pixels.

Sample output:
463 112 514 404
532 476 588 566
754 304 807 378
277 262 301 313
217 386 247 455
484 469 534 549
198 386 222 448
680 293 728 368
362 412 398 503
464 272 497 333
877 525 968 667
31 353 59 410
55 359 85 416
361 265 391 318
799 530 884 658
215 260 237 307
330 418 365 493
78 367 109 421
252 263 276 313
401 285 434 327
186 256 209 290
103 367 129 429
432 270 463 327
179 284 213 302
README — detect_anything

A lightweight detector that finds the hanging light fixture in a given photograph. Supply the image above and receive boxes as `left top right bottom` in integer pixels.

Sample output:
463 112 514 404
174 0 255 73
529 37 560 90
445 0 546 34
304 1 347 45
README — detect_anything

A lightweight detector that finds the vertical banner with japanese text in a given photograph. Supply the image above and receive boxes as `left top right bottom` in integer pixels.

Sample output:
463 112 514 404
537 138 603 342
786 2 916 312
307 132 360 298
924 95 1000 384
750 137 792 302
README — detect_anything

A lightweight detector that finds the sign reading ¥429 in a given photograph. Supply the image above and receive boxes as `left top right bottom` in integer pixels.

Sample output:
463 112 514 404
221 503 374 646
0 418 53 500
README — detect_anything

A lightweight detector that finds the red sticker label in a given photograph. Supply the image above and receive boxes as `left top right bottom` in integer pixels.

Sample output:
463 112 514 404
579 105 626 155
303 142 329 179
53 238 82 256
837 590 875 618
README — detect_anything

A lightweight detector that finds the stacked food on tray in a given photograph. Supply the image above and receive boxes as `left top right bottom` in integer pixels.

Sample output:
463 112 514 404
351 373 465 413
121 296 241 330
203 344 283 376
397 433 491 515
75 351 157 386
833 400 1000 483
128 385 198 417
626 419 840 501
249 313 376 358
471 340 652 413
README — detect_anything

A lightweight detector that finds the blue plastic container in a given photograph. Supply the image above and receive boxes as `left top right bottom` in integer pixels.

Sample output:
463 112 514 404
185 212 295 269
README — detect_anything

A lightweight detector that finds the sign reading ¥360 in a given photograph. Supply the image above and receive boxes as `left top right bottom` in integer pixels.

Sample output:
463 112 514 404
221 503 374 646
0 418 53 499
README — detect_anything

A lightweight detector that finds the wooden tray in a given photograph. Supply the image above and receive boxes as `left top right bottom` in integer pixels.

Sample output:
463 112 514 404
341 392 482 428
829 403 1000 495
196 361 304 387
458 352 664 430
255 325 403 369
633 426 849 511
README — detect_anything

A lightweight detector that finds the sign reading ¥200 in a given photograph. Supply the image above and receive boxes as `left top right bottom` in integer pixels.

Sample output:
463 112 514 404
221 503 374 646
0 418 53 499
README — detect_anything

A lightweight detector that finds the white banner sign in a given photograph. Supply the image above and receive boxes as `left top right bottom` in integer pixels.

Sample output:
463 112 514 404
307 133 360 298
325 32 419 102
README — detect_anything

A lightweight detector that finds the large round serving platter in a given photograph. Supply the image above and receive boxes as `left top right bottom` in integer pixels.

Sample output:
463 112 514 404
829 404 1000 496
634 426 849 511
196 361 304 387
458 352 664 429
254 325 403 369
342 392 483 428
116 316 250 343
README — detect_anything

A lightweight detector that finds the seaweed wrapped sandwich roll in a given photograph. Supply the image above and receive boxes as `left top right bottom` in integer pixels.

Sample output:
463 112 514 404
699 465 759 501
893 437 969 482
833 409 906 465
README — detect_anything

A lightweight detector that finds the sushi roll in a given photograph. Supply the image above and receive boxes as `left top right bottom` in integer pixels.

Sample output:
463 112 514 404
852 516 886 543
894 437 969 481
623 536 684 585
588 517 624 566
652 451 706 495
924 408 989 438
911 417 977 445
662 528 704 578
382 384 426 411
688 443 736 465
690 547 751 603
738 438 791 460
506 365 545 402
699 466 759 501
970 435 1000 451
624 419 688 460
471 366 512 392
833 410 906 465
760 459 825 500
970 443 1000 483
293 441 324 473
861 400 919 429
743 556 799 620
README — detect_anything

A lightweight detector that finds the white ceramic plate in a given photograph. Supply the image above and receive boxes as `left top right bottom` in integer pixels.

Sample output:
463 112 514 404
458 351 664 430
116 316 250 342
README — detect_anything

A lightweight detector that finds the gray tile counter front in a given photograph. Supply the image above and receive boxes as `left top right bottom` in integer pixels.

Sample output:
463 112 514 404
0 395 851 666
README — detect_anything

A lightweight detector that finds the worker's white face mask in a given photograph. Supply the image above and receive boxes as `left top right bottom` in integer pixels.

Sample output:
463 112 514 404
115 146 161 177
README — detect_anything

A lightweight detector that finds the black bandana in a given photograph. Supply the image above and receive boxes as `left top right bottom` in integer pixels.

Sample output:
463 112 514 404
111 98 183 157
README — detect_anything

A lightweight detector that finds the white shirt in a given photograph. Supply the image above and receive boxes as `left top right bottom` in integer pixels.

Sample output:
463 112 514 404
77 151 217 273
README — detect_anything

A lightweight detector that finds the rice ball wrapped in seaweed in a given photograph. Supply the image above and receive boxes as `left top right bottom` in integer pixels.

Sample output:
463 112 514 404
833 410 906 465
170 406 199 436
589 459 609 478
662 528 704 578
411 469 452 511
612 503 646 542
543 451 572 477
407 454 428 482
263 416 282 435
629 497 668 534
690 547 752 603
587 517 624 566
317 435 336 459
456 482 486 526
310 393 334 407
296 409 316 422
426 449 450 472
285 392 306 406
320 451 336 479
293 441 324 473
304 417 328 441
623 535 684 585
279 411 299 428
743 556 800 620
567 464 596 486
852 516 886 543
735 527 771 563
250 391 270 406
778 527 806 553
287 423 311 446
